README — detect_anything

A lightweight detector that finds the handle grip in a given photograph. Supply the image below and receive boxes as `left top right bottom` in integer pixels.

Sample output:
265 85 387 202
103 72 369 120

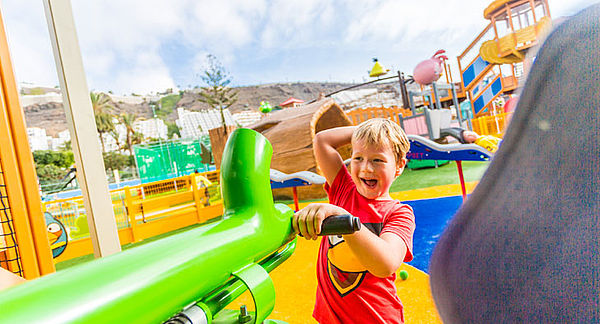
319 214 361 236
297 214 361 237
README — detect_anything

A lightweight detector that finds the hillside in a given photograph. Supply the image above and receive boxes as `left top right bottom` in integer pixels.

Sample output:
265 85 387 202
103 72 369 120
22 82 355 136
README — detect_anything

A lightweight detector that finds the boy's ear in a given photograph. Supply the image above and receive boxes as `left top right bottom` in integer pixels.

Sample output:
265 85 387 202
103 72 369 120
396 157 408 176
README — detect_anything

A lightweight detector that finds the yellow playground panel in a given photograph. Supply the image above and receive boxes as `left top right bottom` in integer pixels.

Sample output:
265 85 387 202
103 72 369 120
43 171 224 263
471 111 513 138
0 9 54 279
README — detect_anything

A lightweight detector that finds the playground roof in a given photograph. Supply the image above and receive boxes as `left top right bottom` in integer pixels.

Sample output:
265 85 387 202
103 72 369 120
280 97 305 106
484 0 521 19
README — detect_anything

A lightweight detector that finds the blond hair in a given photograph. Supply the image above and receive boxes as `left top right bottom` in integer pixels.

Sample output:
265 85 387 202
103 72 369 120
352 118 410 163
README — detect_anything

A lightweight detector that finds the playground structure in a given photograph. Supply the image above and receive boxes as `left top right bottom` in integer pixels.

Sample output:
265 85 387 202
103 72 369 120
251 98 353 200
0 128 360 323
457 0 552 118
0 0 528 277
406 135 492 200
0 8 54 279
0 0 558 321
342 0 553 141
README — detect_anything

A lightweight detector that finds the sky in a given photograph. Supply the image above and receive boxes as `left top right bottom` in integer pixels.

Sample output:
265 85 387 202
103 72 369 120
0 0 594 95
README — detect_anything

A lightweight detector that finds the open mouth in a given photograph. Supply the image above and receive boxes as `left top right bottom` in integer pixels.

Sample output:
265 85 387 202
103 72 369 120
361 178 377 188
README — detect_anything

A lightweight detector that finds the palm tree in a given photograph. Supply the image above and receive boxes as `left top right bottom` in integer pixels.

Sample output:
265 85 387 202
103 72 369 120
109 127 122 153
119 112 139 157
90 92 115 153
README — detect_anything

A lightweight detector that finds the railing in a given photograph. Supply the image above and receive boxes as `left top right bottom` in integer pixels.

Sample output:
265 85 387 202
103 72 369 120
469 66 504 117
471 112 514 137
458 22 496 90
345 105 412 125
42 170 223 263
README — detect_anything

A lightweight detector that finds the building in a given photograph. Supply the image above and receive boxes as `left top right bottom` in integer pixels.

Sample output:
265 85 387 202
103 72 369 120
232 110 262 127
100 122 127 153
280 97 305 109
26 127 49 151
175 108 236 139
133 118 168 140
49 129 71 151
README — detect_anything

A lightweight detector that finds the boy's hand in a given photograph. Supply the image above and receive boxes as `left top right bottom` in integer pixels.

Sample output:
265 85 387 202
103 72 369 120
293 203 349 240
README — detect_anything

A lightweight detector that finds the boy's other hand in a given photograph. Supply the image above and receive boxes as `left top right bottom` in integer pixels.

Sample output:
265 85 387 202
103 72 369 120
293 203 349 240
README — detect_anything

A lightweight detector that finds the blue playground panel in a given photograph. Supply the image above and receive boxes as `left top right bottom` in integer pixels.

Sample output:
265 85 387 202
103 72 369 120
473 77 502 115
404 195 463 273
462 56 489 88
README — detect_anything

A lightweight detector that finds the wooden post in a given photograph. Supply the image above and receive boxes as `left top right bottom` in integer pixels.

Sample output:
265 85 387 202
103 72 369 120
208 125 237 170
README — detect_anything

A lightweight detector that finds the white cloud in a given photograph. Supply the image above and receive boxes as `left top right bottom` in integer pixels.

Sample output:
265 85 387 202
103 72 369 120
108 52 176 95
1 0 596 94
260 0 337 48
2 0 58 87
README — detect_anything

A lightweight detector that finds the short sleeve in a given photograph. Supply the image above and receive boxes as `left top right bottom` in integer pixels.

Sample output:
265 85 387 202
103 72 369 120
381 204 415 262
323 164 354 205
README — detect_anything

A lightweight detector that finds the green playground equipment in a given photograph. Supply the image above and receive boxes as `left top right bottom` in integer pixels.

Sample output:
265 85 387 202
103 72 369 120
0 128 357 323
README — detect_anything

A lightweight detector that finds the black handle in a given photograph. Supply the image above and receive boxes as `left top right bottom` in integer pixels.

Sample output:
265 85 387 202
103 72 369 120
319 214 361 236
296 214 361 237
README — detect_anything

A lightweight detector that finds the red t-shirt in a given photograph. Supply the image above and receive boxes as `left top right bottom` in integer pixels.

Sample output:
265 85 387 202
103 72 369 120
313 165 415 324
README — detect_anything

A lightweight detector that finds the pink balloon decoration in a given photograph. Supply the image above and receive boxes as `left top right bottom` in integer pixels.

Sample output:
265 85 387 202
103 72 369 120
413 49 448 86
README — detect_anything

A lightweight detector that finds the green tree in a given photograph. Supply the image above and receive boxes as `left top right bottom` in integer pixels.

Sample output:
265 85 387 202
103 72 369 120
60 140 72 151
156 94 181 119
109 128 122 153
198 54 238 134
90 92 115 153
103 152 133 171
119 112 140 157
36 164 65 185
32 150 74 169
166 121 181 139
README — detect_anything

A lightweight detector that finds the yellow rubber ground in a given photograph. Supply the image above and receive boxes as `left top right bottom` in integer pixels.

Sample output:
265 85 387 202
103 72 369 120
228 182 479 323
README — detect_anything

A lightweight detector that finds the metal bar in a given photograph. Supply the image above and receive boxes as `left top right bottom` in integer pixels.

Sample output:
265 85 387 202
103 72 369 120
43 0 121 257
456 161 467 201
431 83 441 110
450 83 464 128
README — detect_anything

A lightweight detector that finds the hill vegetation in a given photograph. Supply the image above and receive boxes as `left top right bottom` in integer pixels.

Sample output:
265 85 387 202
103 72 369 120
22 82 355 136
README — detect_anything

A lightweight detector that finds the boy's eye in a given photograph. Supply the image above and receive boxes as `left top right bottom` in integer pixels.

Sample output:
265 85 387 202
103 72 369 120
353 157 363 161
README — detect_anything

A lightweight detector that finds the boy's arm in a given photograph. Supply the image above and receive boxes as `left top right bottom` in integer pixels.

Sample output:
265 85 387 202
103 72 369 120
313 126 356 185
344 228 407 278
293 203 407 278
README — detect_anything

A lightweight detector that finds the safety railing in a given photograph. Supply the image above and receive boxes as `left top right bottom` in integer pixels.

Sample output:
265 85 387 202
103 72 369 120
42 170 223 263
458 22 496 90
471 111 513 137
346 105 413 125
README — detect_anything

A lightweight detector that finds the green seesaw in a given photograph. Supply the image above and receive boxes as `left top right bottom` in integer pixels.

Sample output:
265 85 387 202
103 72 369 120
0 128 359 323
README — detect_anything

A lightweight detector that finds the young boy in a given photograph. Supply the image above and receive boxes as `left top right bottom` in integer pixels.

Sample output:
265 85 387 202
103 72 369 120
293 118 416 324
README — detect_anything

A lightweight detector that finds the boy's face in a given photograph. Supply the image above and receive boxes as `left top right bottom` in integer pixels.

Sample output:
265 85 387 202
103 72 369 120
350 138 405 200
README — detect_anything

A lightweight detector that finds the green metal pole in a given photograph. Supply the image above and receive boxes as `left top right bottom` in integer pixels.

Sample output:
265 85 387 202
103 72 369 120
0 128 296 323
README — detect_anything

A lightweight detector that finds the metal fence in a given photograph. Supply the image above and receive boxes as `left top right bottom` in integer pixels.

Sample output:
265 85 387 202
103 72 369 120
0 159 23 276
